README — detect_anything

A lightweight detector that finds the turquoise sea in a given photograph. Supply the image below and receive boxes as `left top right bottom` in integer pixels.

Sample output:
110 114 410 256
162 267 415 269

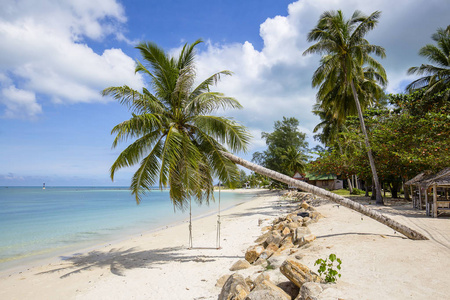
0 186 252 272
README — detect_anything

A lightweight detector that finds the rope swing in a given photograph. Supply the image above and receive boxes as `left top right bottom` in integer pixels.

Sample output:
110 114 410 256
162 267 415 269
188 182 222 250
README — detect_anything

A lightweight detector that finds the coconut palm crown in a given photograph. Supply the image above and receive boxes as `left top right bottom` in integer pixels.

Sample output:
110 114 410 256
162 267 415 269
407 25 450 100
103 40 251 210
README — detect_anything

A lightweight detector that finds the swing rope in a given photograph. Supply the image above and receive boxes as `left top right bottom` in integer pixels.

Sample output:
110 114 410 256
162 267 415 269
188 182 222 250
216 181 221 249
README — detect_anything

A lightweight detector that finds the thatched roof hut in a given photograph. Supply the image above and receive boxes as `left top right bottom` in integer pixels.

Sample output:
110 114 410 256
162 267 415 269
405 168 450 217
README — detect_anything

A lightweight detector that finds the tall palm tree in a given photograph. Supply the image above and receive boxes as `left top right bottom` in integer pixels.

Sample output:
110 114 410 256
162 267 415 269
102 40 251 210
303 10 387 205
407 25 450 100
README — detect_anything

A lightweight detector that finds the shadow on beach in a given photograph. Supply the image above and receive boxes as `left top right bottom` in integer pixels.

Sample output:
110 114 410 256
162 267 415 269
37 246 241 279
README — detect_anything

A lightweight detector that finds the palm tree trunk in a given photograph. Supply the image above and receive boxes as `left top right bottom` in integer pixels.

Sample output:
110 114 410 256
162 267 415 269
337 143 353 194
350 81 383 205
222 152 427 240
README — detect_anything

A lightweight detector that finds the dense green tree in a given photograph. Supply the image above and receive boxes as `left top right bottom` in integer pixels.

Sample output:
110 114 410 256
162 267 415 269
407 26 450 100
303 10 387 204
309 89 450 198
252 117 308 177
103 40 250 209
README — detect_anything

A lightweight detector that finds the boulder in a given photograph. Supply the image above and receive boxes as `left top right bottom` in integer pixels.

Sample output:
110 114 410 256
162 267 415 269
230 259 252 271
259 249 275 260
291 216 303 223
279 258 321 288
273 221 286 231
267 255 288 269
245 245 265 264
255 231 271 244
287 222 300 230
254 272 271 286
310 212 323 222
244 289 289 300
218 273 251 300
302 217 312 227
300 202 310 210
265 232 283 247
251 279 291 300
303 234 316 243
216 274 231 288
266 242 279 252
281 227 291 236
295 282 323 300
254 257 268 267
294 227 311 244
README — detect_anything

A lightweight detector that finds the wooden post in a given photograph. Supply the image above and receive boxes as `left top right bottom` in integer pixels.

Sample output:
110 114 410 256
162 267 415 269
410 185 414 207
418 187 422 209
433 184 438 218
425 188 428 214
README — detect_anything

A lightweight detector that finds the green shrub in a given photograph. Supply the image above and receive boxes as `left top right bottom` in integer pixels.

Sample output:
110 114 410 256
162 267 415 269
315 254 342 283
351 188 363 195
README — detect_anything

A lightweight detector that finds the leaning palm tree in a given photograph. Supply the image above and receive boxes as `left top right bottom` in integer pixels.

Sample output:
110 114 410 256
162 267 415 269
407 25 450 100
303 10 387 205
102 40 251 210
221 152 427 240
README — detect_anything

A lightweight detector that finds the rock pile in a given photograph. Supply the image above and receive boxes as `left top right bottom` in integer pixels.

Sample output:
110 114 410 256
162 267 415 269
217 197 338 300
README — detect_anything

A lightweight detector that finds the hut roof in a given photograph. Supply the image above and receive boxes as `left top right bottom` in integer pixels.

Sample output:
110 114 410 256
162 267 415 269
419 167 450 188
404 170 433 186
405 168 450 188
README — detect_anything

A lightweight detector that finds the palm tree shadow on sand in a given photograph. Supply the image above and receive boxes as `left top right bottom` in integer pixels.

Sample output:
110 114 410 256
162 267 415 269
37 246 240 279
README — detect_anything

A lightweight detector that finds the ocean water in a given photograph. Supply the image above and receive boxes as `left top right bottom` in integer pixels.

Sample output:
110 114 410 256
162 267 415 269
0 186 253 272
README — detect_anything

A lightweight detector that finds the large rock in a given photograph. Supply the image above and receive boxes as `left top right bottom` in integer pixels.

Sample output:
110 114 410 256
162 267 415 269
216 274 231 288
265 232 283 247
293 227 311 244
295 282 323 300
310 211 323 222
281 227 291 236
245 245 265 264
255 231 271 244
244 290 289 300
259 249 275 260
287 222 300 230
280 258 321 288
218 273 251 300
230 259 252 271
247 279 290 300
300 202 310 210
267 255 288 269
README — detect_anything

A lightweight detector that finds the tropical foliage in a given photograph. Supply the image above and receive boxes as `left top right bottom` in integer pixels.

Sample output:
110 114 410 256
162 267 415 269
407 25 450 100
252 117 309 177
309 88 450 198
103 40 250 209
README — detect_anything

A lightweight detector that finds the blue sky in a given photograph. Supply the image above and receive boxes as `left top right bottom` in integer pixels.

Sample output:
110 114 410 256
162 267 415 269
1 0 449 186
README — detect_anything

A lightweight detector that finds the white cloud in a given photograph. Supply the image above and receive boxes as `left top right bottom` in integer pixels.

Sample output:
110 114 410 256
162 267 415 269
193 0 449 148
0 85 41 118
0 0 143 117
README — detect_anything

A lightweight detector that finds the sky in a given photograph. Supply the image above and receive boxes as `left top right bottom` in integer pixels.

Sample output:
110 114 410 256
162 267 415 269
0 0 449 186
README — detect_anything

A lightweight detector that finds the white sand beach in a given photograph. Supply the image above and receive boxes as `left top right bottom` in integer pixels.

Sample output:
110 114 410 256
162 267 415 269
1 189 449 300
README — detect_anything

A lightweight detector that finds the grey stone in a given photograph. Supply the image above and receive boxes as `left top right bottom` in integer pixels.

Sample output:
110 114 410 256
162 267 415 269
218 273 250 300
230 259 252 271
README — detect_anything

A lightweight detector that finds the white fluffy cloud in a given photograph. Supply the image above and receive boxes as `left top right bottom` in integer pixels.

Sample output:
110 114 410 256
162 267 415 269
0 0 143 117
195 0 449 149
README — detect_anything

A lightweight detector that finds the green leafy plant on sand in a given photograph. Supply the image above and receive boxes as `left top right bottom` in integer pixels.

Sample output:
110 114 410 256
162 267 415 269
315 254 342 283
